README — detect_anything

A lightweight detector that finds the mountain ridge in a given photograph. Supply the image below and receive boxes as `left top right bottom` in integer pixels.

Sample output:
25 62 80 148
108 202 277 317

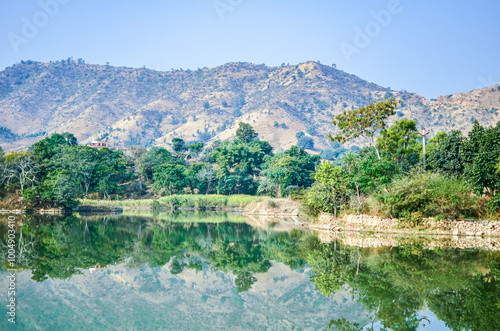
1 59 499 152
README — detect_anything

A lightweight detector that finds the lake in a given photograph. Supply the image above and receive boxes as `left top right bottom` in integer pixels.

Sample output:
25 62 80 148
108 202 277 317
1 212 499 330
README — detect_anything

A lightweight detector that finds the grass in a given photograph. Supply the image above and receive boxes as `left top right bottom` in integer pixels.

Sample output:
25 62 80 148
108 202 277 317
371 171 482 220
79 194 267 211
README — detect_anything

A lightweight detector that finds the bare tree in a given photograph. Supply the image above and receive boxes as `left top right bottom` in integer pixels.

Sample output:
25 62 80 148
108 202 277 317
125 146 147 191
1 152 39 191
196 167 215 194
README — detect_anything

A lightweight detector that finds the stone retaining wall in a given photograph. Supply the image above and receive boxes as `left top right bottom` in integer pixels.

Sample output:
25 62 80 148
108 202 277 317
311 213 500 250
312 213 500 237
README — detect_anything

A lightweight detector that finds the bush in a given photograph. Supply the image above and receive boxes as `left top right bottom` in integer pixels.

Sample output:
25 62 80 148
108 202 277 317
296 131 305 139
305 163 350 217
373 171 481 220
297 136 314 149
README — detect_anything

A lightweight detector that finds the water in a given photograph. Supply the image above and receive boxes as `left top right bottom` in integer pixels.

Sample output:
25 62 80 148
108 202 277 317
1 212 499 330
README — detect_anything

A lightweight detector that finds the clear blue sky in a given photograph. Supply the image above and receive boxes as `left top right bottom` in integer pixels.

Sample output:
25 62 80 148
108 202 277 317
1 0 499 99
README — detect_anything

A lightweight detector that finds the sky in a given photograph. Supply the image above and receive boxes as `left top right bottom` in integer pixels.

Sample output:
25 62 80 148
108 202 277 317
0 0 499 99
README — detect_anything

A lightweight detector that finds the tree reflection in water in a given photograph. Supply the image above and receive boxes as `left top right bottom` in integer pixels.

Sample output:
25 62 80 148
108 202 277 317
303 237 500 331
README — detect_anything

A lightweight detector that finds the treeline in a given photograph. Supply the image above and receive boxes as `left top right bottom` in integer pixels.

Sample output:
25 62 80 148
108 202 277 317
2 108 500 219
0 123 319 208
305 99 500 220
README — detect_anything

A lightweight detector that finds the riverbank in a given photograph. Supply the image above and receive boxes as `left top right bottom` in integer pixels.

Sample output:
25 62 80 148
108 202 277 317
79 195 267 212
311 213 500 238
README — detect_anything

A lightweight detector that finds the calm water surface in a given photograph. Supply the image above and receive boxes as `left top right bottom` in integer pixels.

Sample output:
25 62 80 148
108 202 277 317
1 212 499 330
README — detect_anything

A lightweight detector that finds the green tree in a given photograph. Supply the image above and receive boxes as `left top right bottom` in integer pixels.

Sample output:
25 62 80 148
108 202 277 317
236 122 258 143
329 98 401 159
376 119 421 159
188 142 204 158
172 138 187 155
153 164 187 194
461 120 500 195
297 136 314 149
306 162 350 217
426 131 464 176
259 146 319 196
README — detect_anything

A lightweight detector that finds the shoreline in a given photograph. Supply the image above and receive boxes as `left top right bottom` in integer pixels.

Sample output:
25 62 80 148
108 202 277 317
311 213 500 238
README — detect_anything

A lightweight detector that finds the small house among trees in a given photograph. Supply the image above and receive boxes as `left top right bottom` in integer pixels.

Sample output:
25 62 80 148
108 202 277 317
90 141 108 148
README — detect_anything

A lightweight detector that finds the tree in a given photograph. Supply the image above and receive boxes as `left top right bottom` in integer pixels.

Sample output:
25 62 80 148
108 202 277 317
297 136 314 149
306 162 350 217
196 166 216 194
306 125 317 136
203 100 210 109
236 122 258 143
153 164 187 195
461 120 500 195
296 131 305 139
2 152 39 191
188 142 204 158
125 146 147 191
171 138 186 155
376 119 420 159
329 98 401 159
426 131 464 176
259 146 320 197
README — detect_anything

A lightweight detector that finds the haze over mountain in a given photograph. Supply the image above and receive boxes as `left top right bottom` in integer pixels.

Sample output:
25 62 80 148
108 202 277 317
1 60 499 152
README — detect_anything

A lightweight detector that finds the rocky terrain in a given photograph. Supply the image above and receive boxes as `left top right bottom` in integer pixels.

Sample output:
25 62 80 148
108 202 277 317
1 59 499 152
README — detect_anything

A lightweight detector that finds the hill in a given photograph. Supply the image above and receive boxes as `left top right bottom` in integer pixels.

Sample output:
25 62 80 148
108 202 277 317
1 59 499 152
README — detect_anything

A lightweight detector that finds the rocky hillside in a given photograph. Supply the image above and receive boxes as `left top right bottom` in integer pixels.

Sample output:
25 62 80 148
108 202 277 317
1 59 499 152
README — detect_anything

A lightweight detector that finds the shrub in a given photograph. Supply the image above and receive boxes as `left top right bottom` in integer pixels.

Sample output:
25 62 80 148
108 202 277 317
305 163 350 217
297 136 314 149
373 171 481 220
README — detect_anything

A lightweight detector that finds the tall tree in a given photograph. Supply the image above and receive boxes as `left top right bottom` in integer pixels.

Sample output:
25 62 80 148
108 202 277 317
328 98 401 159
125 146 147 191
236 122 258 143
1 152 39 191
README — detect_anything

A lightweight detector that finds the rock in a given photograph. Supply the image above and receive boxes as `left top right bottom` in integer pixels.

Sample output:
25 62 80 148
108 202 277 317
291 209 299 216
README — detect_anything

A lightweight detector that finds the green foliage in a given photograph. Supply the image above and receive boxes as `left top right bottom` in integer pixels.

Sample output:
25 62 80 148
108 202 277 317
297 136 314 149
305 162 350 216
171 138 186 154
235 271 257 292
235 122 258 143
188 142 204 157
329 98 401 159
374 171 480 219
259 146 320 197
202 100 210 109
427 131 464 176
377 119 421 158
153 164 187 195
461 120 500 194
210 138 270 195
304 237 356 296
295 131 305 139
347 148 400 193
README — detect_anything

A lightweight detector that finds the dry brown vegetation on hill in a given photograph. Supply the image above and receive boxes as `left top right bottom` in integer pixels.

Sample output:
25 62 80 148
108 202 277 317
1 59 499 152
